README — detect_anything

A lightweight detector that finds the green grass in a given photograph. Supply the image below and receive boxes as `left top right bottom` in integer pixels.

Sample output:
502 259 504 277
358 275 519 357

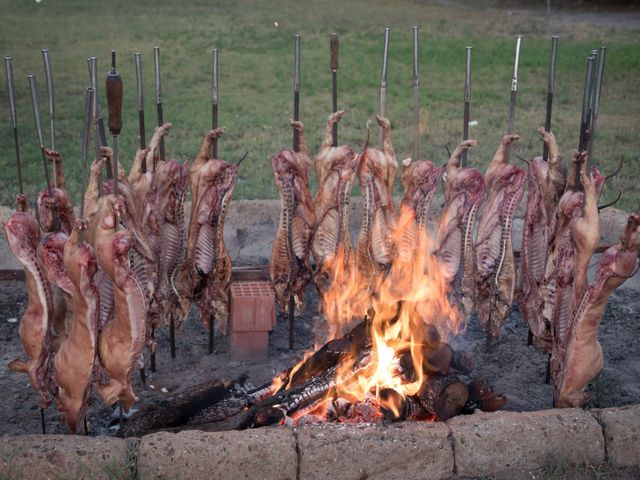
0 0 639 210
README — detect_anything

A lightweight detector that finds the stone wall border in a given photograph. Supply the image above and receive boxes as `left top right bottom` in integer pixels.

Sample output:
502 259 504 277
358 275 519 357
1 405 639 479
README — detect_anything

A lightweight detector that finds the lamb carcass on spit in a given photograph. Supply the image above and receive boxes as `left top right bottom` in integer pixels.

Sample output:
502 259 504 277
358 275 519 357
4 195 53 408
127 123 187 337
540 153 607 351
433 140 484 327
270 120 315 313
356 115 397 280
312 110 358 292
85 149 155 335
180 128 241 333
152 147 189 329
475 134 526 342
553 211 639 407
38 231 72 350
93 195 146 412
53 218 99 433
37 149 75 235
398 150 441 262
520 129 566 342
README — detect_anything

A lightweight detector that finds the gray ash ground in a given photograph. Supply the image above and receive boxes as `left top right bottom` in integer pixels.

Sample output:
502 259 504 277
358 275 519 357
0 279 639 437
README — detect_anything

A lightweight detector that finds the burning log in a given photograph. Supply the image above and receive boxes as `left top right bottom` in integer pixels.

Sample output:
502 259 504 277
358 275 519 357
417 375 469 421
117 377 273 437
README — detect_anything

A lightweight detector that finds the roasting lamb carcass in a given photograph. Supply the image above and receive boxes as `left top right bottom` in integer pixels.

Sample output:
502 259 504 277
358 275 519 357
94 195 146 412
53 219 100 433
475 134 526 342
179 128 240 333
312 111 358 291
86 150 156 303
270 120 315 313
398 153 441 262
520 129 565 341
553 211 639 407
36 149 75 235
38 231 73 349
539 154 607 351
433 140 484 327
4 196 54 408
152 157 189 328
356 116 397 280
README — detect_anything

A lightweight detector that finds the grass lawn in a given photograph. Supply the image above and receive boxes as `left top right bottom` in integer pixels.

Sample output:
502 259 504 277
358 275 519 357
0 0 638 210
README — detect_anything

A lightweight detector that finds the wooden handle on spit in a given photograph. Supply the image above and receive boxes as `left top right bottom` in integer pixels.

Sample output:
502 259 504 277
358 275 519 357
106 51 123 135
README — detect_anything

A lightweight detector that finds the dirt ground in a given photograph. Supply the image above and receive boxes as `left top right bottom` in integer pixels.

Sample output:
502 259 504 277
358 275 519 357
1 274 639 437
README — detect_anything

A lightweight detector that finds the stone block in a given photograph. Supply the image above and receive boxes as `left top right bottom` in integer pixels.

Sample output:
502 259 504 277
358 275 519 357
298 422 453 480
0 434 130 480
137 428 297 480
448 408 605 476
596 404 640 467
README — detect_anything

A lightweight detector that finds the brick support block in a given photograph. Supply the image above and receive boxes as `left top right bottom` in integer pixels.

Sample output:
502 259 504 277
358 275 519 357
229 281 275 362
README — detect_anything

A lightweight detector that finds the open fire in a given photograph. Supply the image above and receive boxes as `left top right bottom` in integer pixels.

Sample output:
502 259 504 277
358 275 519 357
300 203 462 421
236 200 502 430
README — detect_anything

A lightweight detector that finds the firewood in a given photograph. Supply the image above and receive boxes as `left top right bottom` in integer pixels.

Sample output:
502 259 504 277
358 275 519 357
466 378 507 412
423 342 453 376
417 375 469 421
117 377 271 437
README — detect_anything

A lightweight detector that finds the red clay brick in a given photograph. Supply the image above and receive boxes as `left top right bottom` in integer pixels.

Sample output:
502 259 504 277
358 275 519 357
230 281 276 332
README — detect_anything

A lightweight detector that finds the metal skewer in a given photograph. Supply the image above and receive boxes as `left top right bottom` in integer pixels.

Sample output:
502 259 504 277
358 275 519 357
292 34 301 153
206 48 221 355
41 49 57 187
80 87 94 244
576 54 596 191
154 46 165 164
330 33 339 147
211 48 219 158
588 46 606 161
4 57 23 198
505 35 523 162
412 26 420 162
134 53 147 166
88 57 112 178
461 46 472 167
378 27 390 149
106 51 123 201
289 33 301 350
542 35 558 161
27 75 53 196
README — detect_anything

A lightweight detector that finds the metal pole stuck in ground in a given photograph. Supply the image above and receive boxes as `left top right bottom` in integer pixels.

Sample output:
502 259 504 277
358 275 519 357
106 50 123 202
206 48 221 355
330 33 339 147
154 46 165 164
542 35 558 161
378 27 390 149
289 33 302 350
211 48 219 158
134 53 147 158
80 87 94 244
588 46 606 160
505 35 523 162
41 49 57 187
576 54 596 191
4 57 23 197
292 34 301 153
88 57 112 179
412 26 420 162
461 46 472 167
27 75 53 197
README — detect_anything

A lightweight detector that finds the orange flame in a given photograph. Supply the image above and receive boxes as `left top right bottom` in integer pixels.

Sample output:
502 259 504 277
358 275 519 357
318 204 460 413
